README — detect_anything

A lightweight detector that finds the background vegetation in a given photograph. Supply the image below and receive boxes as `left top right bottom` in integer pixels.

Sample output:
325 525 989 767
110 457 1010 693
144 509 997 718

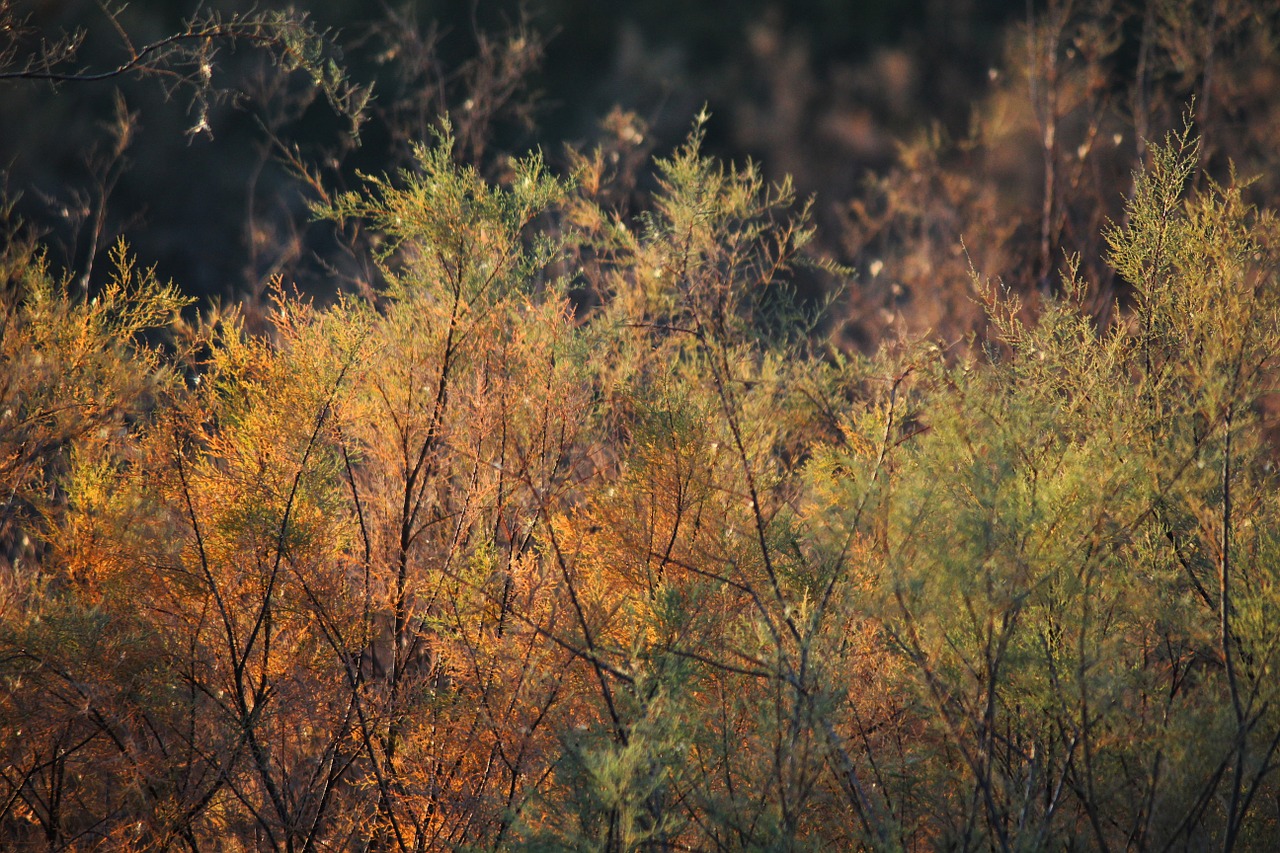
3 1 1280 849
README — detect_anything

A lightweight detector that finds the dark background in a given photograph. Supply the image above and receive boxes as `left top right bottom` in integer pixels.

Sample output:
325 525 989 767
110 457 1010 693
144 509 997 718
5 1 1279 349
1 0 1018 300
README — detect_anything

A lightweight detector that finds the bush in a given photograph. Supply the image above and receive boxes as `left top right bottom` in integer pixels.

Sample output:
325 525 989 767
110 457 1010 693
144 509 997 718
3 3 1280 850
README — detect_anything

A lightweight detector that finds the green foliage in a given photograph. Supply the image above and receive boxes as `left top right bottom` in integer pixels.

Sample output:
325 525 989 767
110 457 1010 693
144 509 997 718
320 121 564 305
833 119 1280 849
0 239 187 586
3 91 1280 853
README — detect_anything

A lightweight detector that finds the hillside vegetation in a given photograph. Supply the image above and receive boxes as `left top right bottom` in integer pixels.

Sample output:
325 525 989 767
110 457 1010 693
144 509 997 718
3 2 1280 850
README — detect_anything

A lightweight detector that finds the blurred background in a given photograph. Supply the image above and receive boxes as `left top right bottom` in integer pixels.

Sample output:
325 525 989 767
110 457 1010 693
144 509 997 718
4 0 1279 348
